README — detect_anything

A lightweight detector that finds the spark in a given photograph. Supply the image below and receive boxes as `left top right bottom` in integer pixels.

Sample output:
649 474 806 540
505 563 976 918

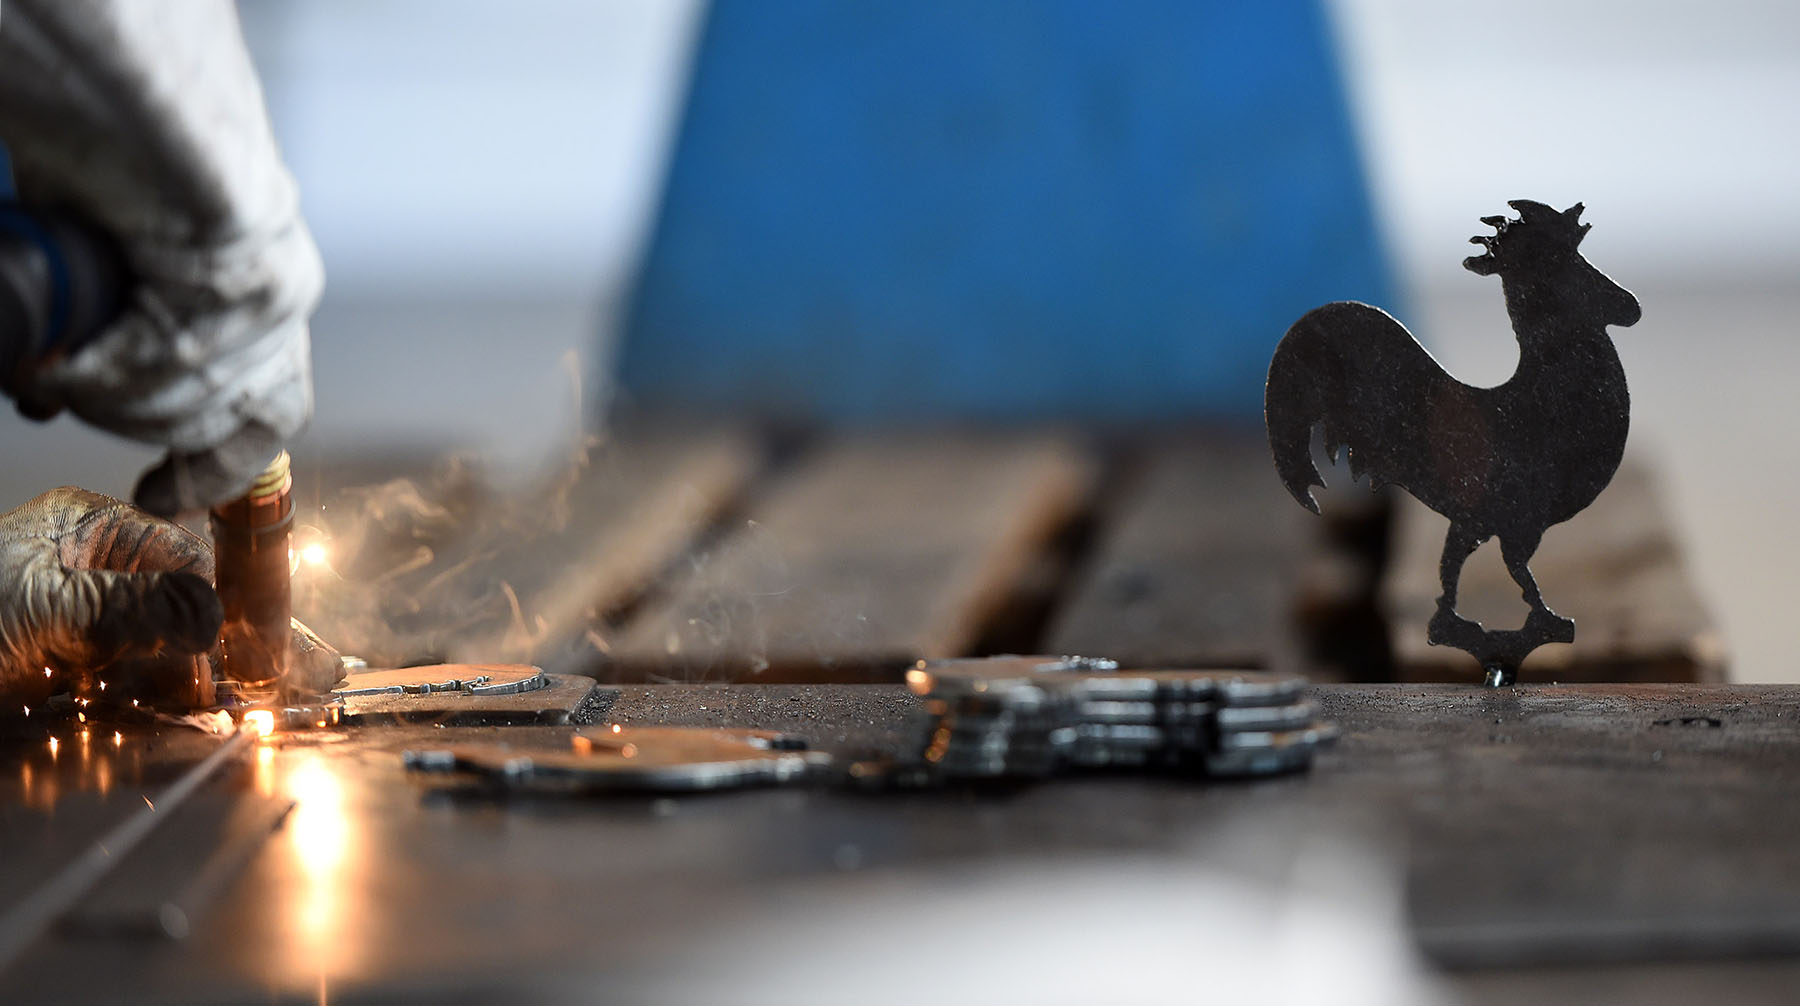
98 680 107 692
21 706 27 717
611 724 622 733
77 698 89 708
243 709 275 738
142 795 155 811
77 712 86 723
43 667 51 678
299 542 328 567
47 737 58 758
112 731 122 748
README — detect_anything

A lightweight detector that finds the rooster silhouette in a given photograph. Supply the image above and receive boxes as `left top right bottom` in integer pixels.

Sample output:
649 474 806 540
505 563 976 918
1265 200 1640 684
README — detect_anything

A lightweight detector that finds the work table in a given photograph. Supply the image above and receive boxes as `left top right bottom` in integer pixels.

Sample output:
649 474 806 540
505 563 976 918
2 682 1797 1003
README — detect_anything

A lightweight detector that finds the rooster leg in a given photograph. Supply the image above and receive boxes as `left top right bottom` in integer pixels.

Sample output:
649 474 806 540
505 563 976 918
1501 533 1576 641
1499 532 1547 610
1435 525 1482 609
1428 525 1483 643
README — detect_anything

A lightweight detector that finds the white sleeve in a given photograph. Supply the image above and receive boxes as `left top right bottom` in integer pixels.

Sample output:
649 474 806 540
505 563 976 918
0 0 324 514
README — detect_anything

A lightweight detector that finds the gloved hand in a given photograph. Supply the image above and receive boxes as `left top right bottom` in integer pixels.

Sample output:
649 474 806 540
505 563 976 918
0 1 324 516
0 487 342 703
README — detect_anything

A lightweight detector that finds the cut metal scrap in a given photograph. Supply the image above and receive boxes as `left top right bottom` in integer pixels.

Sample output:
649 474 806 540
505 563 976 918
405 726 829 794
333 675 493 697
331 664 549 699
466 670 551 695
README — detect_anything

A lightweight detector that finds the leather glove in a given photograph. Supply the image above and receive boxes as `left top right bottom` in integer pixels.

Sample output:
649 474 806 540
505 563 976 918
0 487 342 703
0 1 324 516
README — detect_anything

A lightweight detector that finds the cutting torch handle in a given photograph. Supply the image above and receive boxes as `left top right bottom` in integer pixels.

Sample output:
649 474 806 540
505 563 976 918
0 203 127 407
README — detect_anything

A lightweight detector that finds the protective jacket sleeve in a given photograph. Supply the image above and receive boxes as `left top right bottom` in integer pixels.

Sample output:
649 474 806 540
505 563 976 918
0 0 324 516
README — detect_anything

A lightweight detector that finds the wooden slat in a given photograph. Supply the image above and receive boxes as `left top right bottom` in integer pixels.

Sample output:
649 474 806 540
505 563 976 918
292 428 760 669
598 433 1094 680
1384 459 1726 682
1044 431 1315 670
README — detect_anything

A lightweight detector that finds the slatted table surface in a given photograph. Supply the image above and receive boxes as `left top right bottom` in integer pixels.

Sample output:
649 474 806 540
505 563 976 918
289 424 1724 686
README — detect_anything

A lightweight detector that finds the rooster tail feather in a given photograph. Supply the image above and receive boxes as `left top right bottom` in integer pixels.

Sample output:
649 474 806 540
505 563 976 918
1265 337 1326 515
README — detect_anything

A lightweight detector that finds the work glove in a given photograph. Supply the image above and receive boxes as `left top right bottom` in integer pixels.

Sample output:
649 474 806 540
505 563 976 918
0 1 324 516
0 487 343 704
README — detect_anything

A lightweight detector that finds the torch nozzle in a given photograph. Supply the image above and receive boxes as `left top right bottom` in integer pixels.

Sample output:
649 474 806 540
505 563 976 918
211 452 295 691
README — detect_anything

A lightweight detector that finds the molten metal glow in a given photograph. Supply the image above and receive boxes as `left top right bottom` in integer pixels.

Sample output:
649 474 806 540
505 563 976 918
244 709 276 738
299 542 329 567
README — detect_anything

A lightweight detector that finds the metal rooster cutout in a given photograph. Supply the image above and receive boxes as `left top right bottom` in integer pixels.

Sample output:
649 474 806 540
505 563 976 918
1265 200 1639 686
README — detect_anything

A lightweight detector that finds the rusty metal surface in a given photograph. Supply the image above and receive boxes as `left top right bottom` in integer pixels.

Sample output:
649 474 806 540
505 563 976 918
1267 201 1641 683
0 683 1797 1002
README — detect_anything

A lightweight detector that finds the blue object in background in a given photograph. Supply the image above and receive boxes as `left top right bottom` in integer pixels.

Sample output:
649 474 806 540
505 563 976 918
616 0 1394 424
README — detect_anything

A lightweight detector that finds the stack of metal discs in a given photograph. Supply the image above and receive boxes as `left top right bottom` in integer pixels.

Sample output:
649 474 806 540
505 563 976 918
907 656 1335 781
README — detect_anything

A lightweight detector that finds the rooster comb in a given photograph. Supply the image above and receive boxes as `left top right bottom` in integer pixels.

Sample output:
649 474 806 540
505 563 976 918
1468 200 1591 259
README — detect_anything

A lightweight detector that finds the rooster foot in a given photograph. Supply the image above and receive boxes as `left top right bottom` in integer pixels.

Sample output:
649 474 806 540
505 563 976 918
1524 606 1575 643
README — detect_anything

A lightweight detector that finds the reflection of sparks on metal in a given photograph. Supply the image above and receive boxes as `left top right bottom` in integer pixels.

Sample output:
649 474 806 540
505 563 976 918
254 745 276 799
287 755 351 983
244 710 276 738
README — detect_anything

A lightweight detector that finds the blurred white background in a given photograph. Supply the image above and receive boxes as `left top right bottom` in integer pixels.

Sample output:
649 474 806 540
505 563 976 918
3 0 1797 679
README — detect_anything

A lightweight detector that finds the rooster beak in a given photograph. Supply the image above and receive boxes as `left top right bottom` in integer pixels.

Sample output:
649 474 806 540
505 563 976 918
1463 253 1498 276
1612 288 1642 328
